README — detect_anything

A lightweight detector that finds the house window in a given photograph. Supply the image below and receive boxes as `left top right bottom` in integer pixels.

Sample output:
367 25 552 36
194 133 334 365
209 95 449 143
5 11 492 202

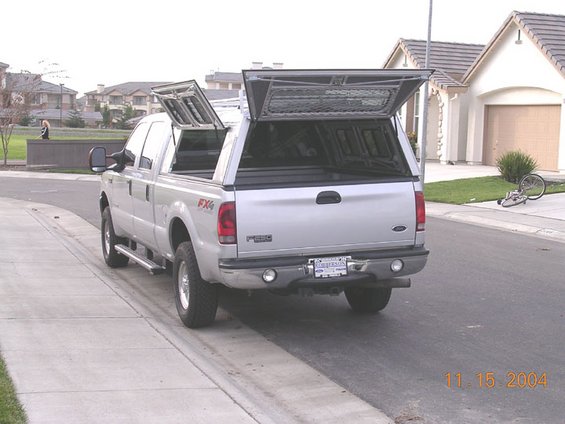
30 94 41 105
133 96 147 105
110 95 123 105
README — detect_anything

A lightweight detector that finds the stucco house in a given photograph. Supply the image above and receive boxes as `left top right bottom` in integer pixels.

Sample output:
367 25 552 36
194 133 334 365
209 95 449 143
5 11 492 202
84 82 170 122
384 11 565 172
383 39 484 163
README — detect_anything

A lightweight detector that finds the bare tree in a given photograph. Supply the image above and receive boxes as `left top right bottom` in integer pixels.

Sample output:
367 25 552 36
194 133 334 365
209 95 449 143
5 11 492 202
0 62 65 166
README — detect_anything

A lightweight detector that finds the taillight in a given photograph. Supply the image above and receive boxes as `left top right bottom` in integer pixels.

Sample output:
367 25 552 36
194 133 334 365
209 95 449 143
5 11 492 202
415 191 425 232
218 202 236 244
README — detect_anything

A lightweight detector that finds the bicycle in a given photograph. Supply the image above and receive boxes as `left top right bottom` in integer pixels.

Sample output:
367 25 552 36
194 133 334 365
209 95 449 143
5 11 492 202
497 173 546 207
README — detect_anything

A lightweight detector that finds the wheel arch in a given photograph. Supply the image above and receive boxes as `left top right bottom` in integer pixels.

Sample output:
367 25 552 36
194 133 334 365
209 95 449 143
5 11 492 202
170 216 192 253
99 191 109 215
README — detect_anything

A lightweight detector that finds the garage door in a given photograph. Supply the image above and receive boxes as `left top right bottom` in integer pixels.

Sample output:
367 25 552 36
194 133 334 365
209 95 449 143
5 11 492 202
484 105 560 171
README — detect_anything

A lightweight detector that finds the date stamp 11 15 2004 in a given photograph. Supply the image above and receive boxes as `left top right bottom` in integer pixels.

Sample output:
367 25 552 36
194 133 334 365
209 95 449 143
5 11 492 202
445 371 547 389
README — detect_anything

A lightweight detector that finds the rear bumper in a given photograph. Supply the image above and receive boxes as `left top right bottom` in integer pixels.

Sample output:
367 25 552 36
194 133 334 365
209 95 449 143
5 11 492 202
218 247 429 290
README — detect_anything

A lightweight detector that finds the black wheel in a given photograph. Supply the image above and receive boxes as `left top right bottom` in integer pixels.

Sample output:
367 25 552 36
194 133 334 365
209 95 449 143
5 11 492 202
173 241 218 328
519 173 546 200
501 195 527 208
101 207 129 268
345 287 392 313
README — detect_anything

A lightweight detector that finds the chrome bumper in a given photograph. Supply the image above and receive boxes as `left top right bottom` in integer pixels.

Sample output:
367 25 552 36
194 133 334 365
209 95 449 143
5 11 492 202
218 247 428 290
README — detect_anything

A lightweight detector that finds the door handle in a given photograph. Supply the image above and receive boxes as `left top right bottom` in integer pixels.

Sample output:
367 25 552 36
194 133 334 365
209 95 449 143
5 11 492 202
316 191 341 204
127 180 132 196
145 185 150 201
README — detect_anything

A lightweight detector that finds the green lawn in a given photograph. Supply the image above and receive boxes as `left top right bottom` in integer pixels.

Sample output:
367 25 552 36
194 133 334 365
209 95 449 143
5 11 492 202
425 176 565 204
0 356 26 424
1 135 27 160
2 128 129 161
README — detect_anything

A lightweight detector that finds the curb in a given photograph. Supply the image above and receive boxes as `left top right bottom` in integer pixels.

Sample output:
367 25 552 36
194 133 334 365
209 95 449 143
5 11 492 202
426 202 565 244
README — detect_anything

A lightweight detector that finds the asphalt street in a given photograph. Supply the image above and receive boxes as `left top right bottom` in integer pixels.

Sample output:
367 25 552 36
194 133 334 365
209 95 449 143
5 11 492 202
0 166 564 423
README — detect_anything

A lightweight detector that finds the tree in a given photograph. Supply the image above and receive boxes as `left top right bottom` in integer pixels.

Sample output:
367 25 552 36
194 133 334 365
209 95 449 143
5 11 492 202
19 113 35 126
101 105 112 128
0 61 64 165
0 71 41 165
65 109 85 128
114 104 136 129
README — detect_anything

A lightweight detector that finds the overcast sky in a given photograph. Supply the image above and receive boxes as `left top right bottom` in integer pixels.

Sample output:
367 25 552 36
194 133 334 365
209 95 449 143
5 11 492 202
4 0 565 97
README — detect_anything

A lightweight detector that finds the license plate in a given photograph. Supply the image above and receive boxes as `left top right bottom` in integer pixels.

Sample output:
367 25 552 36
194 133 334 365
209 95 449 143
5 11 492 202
311 256 350 278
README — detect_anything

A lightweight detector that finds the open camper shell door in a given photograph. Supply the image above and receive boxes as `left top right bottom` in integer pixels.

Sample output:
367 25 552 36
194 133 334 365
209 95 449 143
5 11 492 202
243 69 433 121
152 80 225 130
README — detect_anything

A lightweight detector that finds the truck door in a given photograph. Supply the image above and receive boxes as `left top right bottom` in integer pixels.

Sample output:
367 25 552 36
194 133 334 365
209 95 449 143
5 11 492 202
130 120 169 250
110 121 150 237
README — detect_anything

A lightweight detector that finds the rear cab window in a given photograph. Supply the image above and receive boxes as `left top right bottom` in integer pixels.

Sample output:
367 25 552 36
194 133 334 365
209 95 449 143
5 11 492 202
168 129 227 179
236 119 411 186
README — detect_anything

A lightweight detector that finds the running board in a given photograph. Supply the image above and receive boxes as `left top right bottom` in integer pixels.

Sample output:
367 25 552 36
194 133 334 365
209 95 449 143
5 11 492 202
115 244 166 275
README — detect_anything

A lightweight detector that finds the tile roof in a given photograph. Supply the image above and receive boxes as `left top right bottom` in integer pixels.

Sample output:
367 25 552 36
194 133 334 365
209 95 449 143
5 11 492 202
464 11 565 82
39 80 77 94
203 89 241 101
32 108 102 121
0 62 9 69
85 82 171 96
5 73 77 94
383 39 484 90
383 38 484 89
205 72 242 83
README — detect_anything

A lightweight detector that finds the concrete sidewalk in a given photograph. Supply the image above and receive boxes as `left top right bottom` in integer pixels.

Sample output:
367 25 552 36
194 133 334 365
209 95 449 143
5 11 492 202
0 197 393 424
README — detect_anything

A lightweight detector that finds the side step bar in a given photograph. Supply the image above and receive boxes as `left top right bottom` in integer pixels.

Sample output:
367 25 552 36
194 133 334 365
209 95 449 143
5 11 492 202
115 244 166 275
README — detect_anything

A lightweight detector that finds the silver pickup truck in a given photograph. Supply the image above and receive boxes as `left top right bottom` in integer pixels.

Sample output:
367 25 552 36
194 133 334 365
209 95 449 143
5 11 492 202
89 69 431 328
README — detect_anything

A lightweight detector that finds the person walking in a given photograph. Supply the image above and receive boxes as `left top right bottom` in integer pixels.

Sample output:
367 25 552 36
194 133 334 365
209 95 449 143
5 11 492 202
40 120 50 140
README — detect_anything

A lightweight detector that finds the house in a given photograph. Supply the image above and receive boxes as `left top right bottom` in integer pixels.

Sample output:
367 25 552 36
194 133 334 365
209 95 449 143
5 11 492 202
463 11 565 172
384 11 565 172
205 71 243 90
83 80 244 127
204 61 284 92
0 62 8 90
84 82 170 122
383 39 484 163
0 62 98 127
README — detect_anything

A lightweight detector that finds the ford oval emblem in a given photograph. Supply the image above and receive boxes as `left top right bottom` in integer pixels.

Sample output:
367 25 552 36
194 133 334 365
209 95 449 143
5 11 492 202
392 225 407 232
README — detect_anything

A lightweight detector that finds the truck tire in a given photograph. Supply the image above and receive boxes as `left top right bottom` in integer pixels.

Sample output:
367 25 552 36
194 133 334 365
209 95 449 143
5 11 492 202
101 207 129 268
173 241 218 328
345 287 392 313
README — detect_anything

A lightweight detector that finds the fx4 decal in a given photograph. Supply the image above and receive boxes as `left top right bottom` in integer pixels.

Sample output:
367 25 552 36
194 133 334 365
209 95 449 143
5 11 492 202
197 198 215 211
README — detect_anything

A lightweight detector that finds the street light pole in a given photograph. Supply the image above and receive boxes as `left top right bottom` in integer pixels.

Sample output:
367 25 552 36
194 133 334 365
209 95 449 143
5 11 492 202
59 83 64 127
420 0 433 184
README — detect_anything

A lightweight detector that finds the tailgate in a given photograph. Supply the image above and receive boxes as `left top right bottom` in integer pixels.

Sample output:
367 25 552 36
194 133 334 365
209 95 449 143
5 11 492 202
235 182 416 258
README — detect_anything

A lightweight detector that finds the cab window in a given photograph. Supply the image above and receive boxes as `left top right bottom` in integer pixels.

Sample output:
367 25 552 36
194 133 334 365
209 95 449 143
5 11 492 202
124 122 149 166
139 121 166 170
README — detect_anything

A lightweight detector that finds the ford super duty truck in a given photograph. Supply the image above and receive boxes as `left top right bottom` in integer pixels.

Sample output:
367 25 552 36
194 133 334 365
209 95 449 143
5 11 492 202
89 69 431 328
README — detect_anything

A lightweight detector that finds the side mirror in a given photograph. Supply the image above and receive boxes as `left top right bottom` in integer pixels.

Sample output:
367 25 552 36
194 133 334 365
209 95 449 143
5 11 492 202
89 147 108 173
108 149 127 172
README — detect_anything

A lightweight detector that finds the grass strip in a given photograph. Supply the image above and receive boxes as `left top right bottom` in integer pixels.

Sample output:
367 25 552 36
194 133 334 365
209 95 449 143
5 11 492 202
0 355 27 424
425 176 565 204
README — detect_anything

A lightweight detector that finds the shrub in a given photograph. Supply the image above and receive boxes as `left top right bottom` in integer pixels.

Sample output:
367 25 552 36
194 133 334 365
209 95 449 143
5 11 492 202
407 131 418 155
496 150 538 183
65 109 86 128
18 114 35 126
